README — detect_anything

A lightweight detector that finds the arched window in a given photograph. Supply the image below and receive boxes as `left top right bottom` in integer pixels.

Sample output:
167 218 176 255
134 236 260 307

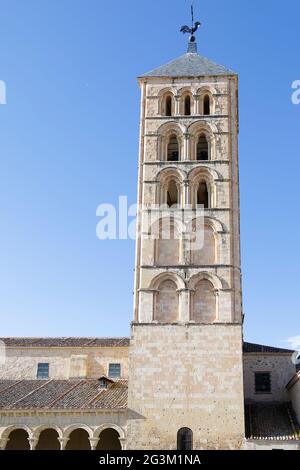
191 223 216 265
96 429 121 450
167 134 179 161
155 279 178 323
156 218 180 266
36 429 60 450
184 95 191 115
197 181 209 208
66 429 91 450
192 280 216 323
197 134 209 161
6 429 30 450
166 180 179 208
165 95 172 117
203 95 210 115
177 428 193 450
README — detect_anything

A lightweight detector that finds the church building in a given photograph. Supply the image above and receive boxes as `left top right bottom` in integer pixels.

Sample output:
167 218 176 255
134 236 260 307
0 21 299 451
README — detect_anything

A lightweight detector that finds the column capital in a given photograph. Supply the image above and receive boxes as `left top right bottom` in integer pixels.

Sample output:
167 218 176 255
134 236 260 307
28 437 38 451
58 437 70 451
89 437 99 451
119 437 127 450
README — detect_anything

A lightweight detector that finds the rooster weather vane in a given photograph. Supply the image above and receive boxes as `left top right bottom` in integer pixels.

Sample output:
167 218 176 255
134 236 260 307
180 3 201 42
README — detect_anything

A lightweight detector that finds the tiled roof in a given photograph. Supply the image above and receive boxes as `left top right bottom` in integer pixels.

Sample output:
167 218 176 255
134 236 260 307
243 342 294 354
0 379 128 411
245 402 300 441
0 338 294 355
0 338 130 348
140 51 235 78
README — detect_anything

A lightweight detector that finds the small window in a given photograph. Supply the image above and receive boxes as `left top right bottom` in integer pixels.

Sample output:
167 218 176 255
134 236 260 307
99 378 108 389
37 363 49 379
165 95 172 116
184 95 191 116
197 181 209 208
166 180 179 208
177 428 193 450
203 95 210 115
167 134 179 161
197 134 209 161
255 372 271 394
108 363 121 378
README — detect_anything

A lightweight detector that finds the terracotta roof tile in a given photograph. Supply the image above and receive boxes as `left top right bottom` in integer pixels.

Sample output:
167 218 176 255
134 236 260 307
0 379 128 411
245 402 300 441
243 342 294 354
0 338 130 348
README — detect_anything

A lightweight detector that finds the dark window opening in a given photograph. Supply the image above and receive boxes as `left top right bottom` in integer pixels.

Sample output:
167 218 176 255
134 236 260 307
37 363 49 379
197 134 209 161
255 372 271 394
165 95 172 116
167 180 179 208
197 182 209 208
203 95 210 115
167 135 179 161
184 95 191 116
99 378 108 389
108 363 121 378
177 428 193 450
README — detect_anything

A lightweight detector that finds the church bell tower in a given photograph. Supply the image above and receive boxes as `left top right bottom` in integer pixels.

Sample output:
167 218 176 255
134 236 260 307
127 13 245 450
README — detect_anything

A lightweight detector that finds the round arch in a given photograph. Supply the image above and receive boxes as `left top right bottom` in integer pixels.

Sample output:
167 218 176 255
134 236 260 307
1 425 32 441
189 272 224 291
149 272 186 291
63 424 93 440
32 424 63 441
93 424 125 440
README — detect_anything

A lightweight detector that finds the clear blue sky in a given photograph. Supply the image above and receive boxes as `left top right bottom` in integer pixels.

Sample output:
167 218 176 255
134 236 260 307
0 0 299 348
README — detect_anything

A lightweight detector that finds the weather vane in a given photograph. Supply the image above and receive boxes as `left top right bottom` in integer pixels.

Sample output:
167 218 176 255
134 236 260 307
180 2 201 43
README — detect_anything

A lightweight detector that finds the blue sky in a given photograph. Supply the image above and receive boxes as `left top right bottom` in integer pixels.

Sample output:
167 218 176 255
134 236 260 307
0 0 299 348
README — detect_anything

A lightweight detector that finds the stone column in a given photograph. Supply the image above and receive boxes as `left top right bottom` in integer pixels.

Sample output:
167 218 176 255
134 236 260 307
119 437 126 450
175 95 180 115
183 180 189 208
215 290 220 322
0 438 8 450
28 437 38 451
89 437 99 451
58 437 70 451
183 133 190 160
138 289 156 323
178 288 190 323
193 94 200 114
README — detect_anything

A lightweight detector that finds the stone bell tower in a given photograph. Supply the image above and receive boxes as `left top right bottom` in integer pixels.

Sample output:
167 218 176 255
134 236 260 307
127 18 245 450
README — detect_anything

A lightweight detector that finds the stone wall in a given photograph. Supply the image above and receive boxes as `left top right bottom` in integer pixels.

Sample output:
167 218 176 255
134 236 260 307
0 346 129 380
288 374 300 423
127 324 245 450
243 354 296 402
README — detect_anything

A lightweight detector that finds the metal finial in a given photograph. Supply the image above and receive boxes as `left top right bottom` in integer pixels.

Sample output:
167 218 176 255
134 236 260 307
180 2 201 45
